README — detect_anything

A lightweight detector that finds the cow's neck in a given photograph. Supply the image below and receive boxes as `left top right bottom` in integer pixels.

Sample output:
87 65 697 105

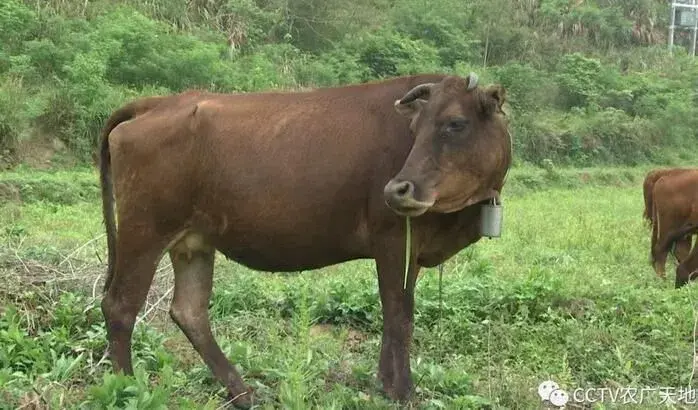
415 206 484 268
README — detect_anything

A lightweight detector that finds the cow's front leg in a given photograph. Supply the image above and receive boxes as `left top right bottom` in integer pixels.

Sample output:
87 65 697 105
375 243 420 402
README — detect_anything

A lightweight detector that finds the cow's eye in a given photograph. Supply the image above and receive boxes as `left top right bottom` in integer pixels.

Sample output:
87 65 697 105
446 118 468 133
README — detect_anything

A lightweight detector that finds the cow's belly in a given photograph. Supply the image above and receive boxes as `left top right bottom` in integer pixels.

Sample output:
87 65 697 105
215 240 366 272
207 215 371 272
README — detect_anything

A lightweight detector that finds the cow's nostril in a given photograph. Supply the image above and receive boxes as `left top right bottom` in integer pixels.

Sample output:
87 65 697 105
395 181 414 198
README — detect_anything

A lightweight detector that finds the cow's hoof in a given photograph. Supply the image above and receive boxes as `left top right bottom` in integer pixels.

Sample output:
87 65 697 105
383 382 413 403
227 387 254 409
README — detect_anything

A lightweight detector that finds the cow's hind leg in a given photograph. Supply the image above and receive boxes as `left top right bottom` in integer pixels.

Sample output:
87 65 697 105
101 232 165 375
651 206 668 279
674 236 693 263
168 235 252 409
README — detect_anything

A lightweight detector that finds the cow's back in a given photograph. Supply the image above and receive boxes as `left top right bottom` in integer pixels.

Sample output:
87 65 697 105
653 169 698 220
644 167 696 222
655 169 698 197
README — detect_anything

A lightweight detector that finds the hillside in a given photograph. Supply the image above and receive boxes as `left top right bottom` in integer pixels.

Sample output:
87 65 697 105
0 0 696 169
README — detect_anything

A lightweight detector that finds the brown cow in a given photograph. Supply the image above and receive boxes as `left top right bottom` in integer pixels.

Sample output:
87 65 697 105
644 168 696 276
650 169 698 279
643 168 695 226
98 73 512 408
658 223 698 288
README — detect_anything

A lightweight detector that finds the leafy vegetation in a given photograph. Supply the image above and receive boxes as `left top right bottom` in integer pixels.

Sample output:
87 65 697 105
0 0 696 168
1 166 697 409
1 0 698 408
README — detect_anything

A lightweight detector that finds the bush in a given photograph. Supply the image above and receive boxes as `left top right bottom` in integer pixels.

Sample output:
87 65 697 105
491 63 557 112
392 5 480 68
0 0 695 168
513 106 666 166
350 29 444 81
555 53 604 109
0 77 32 168
576 107 660 165
0 0 37 58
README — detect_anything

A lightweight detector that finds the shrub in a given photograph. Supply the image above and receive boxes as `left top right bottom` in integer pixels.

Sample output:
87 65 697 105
0 77 31 168
555 53 604 109
350 29 444 81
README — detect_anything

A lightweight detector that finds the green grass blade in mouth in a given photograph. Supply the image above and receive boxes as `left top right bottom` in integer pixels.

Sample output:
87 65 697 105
404 216 411 290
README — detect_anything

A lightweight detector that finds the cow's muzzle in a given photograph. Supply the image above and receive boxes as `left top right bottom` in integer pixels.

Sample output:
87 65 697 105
383 179 435 217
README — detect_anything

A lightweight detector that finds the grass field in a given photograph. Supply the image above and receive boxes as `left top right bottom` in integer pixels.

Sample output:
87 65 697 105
1 165 698 409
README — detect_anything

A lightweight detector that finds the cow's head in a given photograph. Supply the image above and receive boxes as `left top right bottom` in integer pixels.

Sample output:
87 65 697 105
383 74 512 217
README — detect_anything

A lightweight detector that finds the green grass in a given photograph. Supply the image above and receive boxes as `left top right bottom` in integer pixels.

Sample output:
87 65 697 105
1 165 698 409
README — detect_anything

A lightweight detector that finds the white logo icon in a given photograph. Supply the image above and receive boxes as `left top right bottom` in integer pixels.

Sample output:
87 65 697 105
549 388 569 406
538 380 559 400
538 380 570 407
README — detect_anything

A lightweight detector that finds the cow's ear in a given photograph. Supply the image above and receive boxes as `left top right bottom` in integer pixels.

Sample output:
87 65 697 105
394 98 426 119
395 82 434 119
479 85 506 117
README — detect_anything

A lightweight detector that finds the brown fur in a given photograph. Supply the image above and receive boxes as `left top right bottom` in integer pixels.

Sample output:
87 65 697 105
650 169 698 279
643 168 695 225
98 74 512 408
99 91 206 292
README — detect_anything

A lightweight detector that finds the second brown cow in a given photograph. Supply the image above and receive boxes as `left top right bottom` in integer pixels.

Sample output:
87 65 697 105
650 169 698 279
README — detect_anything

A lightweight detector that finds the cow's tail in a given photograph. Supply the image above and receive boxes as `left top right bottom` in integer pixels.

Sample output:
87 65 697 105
642 177 655 227
658 223 698 256
642 190 653 226
100 96 165 294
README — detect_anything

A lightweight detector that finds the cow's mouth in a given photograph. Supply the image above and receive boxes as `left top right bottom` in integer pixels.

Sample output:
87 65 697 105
386 200 435 217
430 188 500 214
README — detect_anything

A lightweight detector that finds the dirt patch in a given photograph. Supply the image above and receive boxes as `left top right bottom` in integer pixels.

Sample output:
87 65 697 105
344 328 368 352
15 134 78 169
0 182 21 203
309 324 372 391
17 392 42 410
15 136 59 169
552 297 596 319
309 323 334 338
163 332 204 368
309 324 368 352
324 359 354 389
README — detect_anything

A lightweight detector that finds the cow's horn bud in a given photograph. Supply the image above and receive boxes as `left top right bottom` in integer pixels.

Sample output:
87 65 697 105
467 72 479 90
